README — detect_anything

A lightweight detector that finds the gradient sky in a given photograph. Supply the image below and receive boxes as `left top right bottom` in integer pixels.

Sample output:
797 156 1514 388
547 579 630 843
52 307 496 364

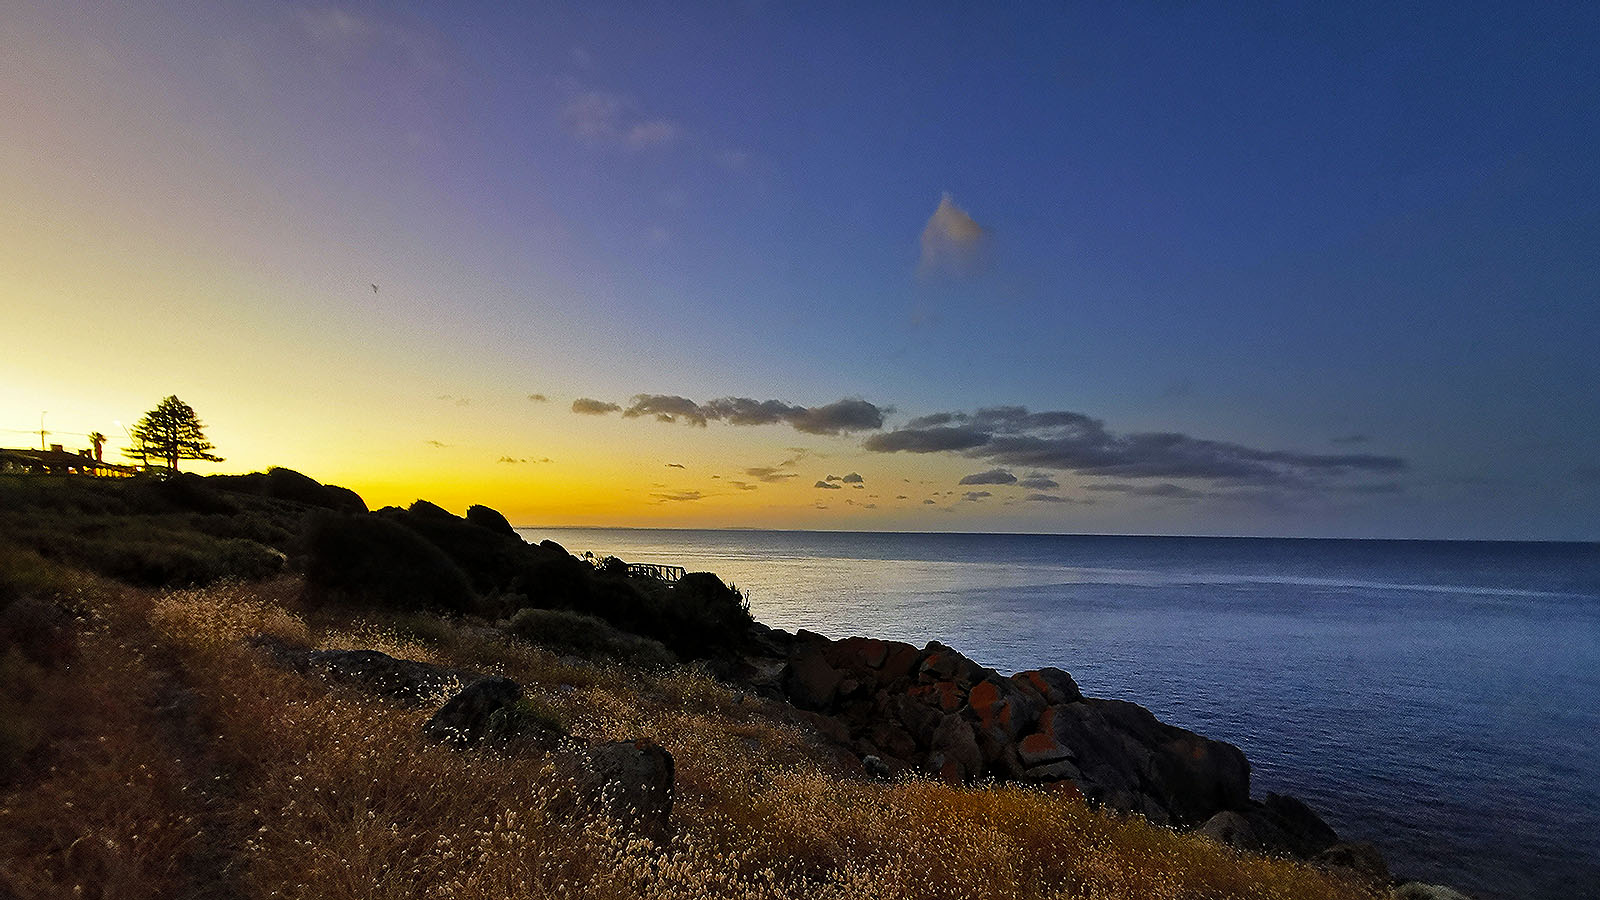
3 1 1597 539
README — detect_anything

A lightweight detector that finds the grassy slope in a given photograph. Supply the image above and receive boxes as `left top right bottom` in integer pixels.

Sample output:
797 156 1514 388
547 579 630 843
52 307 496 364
0 476 1381 900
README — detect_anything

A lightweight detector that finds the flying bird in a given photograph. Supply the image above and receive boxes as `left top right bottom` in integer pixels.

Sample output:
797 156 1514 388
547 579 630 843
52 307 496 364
371 283 379 294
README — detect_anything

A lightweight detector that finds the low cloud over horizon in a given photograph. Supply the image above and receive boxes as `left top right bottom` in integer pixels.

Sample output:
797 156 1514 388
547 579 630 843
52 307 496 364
574 393 887 435
866 406 1406 493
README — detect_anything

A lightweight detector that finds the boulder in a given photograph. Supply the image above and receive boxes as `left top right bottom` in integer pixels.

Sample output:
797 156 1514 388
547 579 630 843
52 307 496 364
1013 667 1081 704
423 676 523 748
1039 699 1250 825
784 643 842 710
1316 841 1390 886
578 739 675 842
250 636 485 704
929 713 983 782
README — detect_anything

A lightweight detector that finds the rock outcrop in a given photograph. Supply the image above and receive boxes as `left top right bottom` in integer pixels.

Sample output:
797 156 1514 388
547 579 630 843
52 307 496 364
744 625 1249 827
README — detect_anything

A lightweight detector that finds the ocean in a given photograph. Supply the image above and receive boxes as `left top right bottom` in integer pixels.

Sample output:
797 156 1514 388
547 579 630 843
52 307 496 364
520 528 1600 900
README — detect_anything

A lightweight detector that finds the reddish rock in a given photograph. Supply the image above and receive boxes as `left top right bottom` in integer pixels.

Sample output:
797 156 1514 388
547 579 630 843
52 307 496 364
1017 707 1074 767
1014 667 1081 704
930 713 983 781
827 636 889 670
878 642 922 680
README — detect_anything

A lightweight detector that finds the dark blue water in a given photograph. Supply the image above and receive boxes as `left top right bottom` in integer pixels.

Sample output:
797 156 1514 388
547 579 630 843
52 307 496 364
526 529 1600 900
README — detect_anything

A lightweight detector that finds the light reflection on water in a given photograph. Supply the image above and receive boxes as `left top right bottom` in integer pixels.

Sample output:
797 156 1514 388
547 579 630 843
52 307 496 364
526 528 1600 900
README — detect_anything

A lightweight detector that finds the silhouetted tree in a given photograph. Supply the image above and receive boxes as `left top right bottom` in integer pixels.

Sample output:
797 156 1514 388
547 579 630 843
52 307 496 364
125 396 223 472
86 431 107 461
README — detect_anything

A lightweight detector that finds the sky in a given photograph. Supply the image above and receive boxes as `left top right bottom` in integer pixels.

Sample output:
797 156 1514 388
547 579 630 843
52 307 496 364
2 1 1597 540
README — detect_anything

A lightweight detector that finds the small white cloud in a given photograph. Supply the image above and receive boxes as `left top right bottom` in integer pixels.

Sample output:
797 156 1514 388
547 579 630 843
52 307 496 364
295 7 373 44
627 119 679 149
562 90 625 141
919 192 987 276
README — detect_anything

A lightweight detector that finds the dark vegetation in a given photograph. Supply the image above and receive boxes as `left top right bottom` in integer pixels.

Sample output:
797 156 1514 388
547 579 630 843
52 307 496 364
0 469 752 663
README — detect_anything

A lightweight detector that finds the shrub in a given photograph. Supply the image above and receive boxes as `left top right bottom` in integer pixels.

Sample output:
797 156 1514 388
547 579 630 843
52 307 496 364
506 607 677 670
302 512 477 614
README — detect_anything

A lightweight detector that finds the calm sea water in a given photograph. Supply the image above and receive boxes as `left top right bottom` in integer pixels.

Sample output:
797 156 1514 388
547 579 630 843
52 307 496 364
522 528 1600 900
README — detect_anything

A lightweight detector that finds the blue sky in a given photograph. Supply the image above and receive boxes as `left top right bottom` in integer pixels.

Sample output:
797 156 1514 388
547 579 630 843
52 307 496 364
3 1 1597 538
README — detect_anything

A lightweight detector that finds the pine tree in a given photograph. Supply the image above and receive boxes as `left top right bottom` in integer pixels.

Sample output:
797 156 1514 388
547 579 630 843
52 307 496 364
125 395 223 472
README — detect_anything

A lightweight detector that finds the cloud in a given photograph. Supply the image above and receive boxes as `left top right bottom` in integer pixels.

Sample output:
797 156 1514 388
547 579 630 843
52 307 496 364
562 90 626 140
571 398 622 415
729 481 759 491
651 491 704 503
627 119 679 149
527 393 548 402
840 472 864 483
962 491 992 502
624 394 707 426
295 7 374 44
436 394 470 406
745 467 798 483
865 405 1405 490
1025 493 1086 504
919 192 987 276
424 440 449 448
1331 433 1371 445
562 89 681 151
497 456 552 464
815 480 842 490
1018 472 1060 490
959 468 1017 486
666 462 685 468
606 394 887 435
923 499 936 505
1084 482 1207 500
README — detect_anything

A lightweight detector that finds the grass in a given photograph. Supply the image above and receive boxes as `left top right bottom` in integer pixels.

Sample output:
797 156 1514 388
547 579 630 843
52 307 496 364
0 569 1384 900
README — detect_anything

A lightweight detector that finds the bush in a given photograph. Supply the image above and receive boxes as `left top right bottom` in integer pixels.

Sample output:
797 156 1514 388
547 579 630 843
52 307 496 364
506 607 677 670
302 512 477 614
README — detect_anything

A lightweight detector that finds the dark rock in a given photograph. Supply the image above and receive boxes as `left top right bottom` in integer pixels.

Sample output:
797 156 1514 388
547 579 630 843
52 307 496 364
580 739 675 842
465 504 518 539
1262 792 1340 855
929 713 983 782
784 642 842 710
1036 699 1250 825
1200 809 1293 855
423 676 523 748
249 636 484 704
862 754 891 778
1316 841 1389 886
1013 667 1082 704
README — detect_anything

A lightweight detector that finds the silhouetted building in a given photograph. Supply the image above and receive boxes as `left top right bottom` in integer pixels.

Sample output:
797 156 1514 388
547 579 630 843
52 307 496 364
0 446 138 477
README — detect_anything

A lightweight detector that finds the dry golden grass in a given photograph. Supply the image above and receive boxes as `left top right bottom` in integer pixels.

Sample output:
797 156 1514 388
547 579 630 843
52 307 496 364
1 577 1384 900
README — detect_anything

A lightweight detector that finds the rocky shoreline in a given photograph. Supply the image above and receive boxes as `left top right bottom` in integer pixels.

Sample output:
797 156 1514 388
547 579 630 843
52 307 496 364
720 622 1471 899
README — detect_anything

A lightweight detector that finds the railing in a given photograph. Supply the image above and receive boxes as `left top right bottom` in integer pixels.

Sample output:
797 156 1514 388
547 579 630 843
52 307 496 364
626 563 686 583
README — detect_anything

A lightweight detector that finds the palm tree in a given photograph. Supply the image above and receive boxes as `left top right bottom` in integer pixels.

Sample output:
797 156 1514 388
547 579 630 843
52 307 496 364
86 431 107 462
